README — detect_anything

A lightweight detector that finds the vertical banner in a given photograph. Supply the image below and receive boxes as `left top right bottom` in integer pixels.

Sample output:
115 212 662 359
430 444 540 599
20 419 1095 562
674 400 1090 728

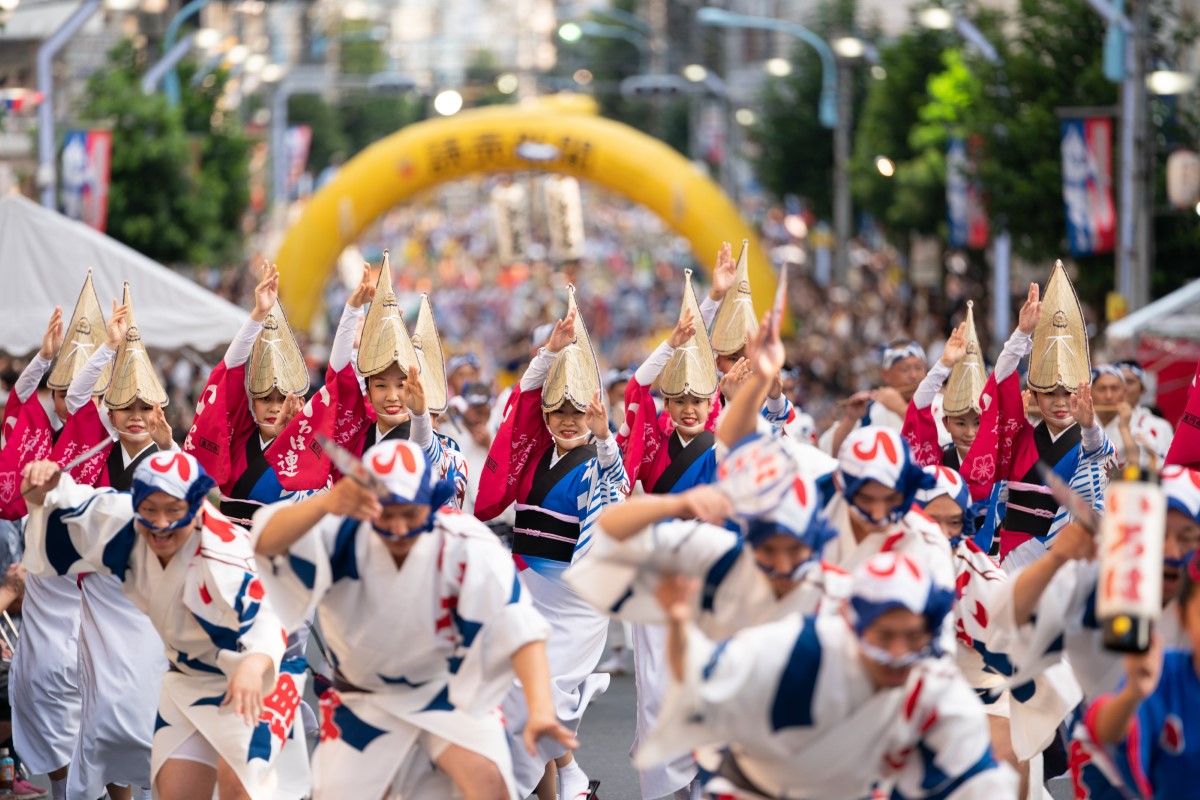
1061 117 1116 256
60 130 113 232
285 125 312 199
946 137 989 249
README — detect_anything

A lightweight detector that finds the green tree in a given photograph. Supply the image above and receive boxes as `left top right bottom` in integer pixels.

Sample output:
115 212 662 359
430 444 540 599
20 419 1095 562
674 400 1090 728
78 40 249 266
851 24 954 236
287 93 349 174
750 0 864 219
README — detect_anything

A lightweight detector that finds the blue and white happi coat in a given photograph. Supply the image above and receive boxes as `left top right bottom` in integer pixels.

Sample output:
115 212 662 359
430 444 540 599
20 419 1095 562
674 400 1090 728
23 477 293 800
638 613 1017 799
252 503 550 800
568 517 852 640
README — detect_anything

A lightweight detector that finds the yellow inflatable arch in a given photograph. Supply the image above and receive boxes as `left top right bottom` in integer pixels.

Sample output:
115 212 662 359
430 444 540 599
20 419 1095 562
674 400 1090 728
275 96 774 330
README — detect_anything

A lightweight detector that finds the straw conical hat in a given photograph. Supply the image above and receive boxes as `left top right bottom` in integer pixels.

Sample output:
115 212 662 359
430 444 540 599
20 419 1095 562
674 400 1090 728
942 301 987 416
412 294 448 414
1029 260 1090 393
247 301 309 399
104 283 168 409
709 240 759 356
47 268 112 394
542 286 602 413
660 270 720 399
357 251 421 379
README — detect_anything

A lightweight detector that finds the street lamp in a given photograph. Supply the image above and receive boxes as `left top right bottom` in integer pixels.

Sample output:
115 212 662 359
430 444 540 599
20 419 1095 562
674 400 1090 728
434 89 463 116
765 57 792 77
832 36 865 59
917 7 954 31
559 19 651 64
496 73 519 94
683 63 708 83
557 22 583 43
696 6 837 130
875 156 896 177
1146 70 1195 95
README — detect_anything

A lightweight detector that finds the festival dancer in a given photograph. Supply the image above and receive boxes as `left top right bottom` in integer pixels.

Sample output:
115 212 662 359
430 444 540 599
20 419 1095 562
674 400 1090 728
21 451 293 800
902 303 987 470
914 465 1087 798
569 439 842 638
960 264 1116 568
1088 550 1200 798
266 256 462 506
637 552 1018 799
618 270 721 498
184 263 307 528
253 439 575 800
2 293 94 800
476 288 628 800
183 263 317 799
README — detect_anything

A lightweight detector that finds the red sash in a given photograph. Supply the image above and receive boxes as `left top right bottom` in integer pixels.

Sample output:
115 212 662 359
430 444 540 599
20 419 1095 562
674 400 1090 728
902 402 944 468
185 362 258 493
959 371 1036 502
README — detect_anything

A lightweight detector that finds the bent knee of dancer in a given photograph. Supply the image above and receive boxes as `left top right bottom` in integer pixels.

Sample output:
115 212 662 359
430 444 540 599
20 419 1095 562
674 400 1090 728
436 745 509 800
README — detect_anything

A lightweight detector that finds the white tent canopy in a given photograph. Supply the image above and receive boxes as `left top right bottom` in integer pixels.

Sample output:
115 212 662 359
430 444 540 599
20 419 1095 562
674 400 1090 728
0 194 247 355
1106 279 1200 342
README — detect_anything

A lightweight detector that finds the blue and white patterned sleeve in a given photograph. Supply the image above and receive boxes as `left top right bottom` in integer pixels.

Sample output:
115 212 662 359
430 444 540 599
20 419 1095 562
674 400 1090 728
761 395 793 434
574 439 629 560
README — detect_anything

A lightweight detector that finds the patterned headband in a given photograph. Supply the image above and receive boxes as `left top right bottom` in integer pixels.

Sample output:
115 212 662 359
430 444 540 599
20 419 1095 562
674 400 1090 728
882 341 927 369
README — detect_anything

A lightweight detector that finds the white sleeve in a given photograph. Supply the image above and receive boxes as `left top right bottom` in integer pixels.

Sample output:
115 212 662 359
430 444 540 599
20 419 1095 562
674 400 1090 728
913 361 952 411
1080 422 1104 453
66 344 116 414
14 355 53 404
994 329 1032 384
329 304 364 373
634 341 675 387
410 409 434 449
699 295 719 330
595 435 620 469
519 348 559 392
223 317 263 368
23 474 133 577
447 531 551 715
894 664 1019 798
567 519 744 623
252 502 339 634
764 393 788 416
636 616 799 769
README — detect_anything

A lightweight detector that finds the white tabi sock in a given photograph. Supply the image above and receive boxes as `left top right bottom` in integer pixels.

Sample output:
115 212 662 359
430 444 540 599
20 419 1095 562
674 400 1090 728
50 777 67 800
139 789 153 800
557 759 588 800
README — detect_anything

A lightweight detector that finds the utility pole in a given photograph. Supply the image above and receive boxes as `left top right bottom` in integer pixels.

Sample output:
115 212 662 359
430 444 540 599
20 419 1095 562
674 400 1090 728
833 57 852 285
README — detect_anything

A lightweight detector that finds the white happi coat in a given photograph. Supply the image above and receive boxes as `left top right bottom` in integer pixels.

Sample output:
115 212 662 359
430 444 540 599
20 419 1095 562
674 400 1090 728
822 495 958 655
24 477 291 800
949 539 1082 761
69 572 167 799
639 613 1017 800
1004 559 1188 703
569 519 852 800
252 503 550 800
567 518 852 640
9 573 82 774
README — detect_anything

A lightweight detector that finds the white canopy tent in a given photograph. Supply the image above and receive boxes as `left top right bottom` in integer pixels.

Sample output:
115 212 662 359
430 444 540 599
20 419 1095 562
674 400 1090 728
1106 279 1200 342
0 194 247 355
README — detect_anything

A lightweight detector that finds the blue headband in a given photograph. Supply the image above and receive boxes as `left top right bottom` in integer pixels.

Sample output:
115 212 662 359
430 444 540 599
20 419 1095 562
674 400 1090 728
1091 365 1125 384
882 341 927 369
850 583 955 658
131 461 215 533
1114 360 1147 385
